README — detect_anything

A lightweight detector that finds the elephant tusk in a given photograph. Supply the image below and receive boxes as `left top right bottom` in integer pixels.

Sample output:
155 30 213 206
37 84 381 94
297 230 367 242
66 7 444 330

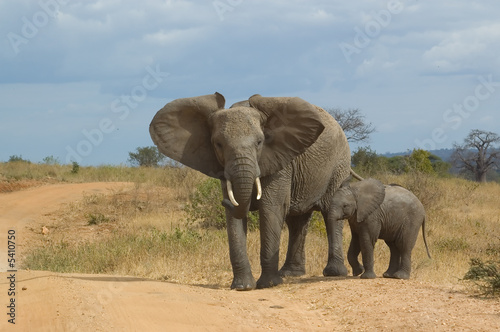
226 180 239 207
255 177 262 200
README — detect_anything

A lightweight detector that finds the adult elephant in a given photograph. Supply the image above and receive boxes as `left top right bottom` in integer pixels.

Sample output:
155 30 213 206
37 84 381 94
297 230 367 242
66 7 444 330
150 92 351 290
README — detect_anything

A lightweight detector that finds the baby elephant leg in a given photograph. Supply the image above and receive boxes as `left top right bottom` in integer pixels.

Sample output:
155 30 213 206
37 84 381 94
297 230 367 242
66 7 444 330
391 224 420 280
383 241 401 278
359 231 377 279
392 248 412 279
347 232 364 276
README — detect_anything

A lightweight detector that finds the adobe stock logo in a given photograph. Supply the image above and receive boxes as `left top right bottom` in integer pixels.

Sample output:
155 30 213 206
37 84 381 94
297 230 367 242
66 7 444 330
415 74 500 151
7 0 68 55
65 65 169 164
339 0 404 63
212 0 243 21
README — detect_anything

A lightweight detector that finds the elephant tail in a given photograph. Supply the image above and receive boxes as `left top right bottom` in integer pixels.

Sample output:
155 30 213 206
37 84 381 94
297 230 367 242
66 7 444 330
350 169 364 181
422 215 432 259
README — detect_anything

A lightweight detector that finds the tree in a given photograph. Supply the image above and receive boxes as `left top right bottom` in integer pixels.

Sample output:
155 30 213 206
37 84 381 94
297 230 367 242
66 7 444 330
128 146 166 167
428 153 451 177
351 146 387 175
451 129 500 182
326 108 375 143
405 149 434 174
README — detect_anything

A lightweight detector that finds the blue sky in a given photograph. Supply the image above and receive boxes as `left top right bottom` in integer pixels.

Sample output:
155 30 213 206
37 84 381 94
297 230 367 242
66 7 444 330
1 0 499 165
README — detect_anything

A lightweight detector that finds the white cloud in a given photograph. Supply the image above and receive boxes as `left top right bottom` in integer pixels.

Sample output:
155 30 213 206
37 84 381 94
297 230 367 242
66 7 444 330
422 23 500 74
1 1 500 163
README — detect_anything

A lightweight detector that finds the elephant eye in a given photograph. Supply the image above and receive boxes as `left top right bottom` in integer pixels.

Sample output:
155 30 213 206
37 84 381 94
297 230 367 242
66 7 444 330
215 142 223 149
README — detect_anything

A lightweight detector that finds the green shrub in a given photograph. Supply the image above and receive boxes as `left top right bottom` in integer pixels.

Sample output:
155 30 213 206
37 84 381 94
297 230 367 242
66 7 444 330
307 212 326 235
463 258 500 297
405 149 435 174
71 162 80 174
184 178 259 230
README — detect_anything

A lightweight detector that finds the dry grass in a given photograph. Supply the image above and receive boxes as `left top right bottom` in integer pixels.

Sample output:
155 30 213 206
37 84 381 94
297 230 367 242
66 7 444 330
15 165 500 290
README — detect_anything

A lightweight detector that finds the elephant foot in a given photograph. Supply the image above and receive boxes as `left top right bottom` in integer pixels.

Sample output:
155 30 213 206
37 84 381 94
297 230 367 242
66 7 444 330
351 265 364 277
323 263 348 277
279 265 306 277
360 271 377 279
231 275 256 291
256 273 283 289
382 269 398 278
390 270 410 280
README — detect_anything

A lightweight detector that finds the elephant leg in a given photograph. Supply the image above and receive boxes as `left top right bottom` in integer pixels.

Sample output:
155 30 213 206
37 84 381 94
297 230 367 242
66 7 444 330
256 174 290 289
359 231 377 279
225 211 256 291
392 245 412 280
383 241 401 278
393 225 420 279
280 212 312 277
322 211 348 277
257 204 286 288
347 231 364 276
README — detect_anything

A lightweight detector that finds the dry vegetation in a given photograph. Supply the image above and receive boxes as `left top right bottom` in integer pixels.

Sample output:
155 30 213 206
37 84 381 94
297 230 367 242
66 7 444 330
3 162 499 292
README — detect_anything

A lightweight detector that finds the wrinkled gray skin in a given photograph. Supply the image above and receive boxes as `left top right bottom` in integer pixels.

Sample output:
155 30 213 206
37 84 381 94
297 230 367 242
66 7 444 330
330 179 431 279
150 93 351 290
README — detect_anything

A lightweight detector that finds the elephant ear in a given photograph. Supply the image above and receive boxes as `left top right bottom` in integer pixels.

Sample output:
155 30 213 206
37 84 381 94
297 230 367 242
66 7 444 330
149 92 225 178
230 100 250 108
351 178 385 222
249 94 325 177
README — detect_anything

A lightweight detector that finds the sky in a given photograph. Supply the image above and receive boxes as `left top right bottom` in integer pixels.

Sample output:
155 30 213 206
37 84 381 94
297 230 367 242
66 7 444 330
1 0 499 166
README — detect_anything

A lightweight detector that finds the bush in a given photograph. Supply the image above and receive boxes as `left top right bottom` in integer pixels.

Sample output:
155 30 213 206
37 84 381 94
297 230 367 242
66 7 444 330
8 155 30 163
351 146 388 176
42 155 60 165
463 258 500 297
184 178 259 230
405 149 435 174
128 146 166 167
71 162 80 174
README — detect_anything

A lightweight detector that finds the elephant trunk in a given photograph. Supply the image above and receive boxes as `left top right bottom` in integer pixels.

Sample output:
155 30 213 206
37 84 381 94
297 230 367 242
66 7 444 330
224 158 260 219
227 177 261 207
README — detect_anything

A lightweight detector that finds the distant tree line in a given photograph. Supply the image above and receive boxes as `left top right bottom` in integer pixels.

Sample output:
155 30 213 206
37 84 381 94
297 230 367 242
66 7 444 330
350 129 499 182
351 147 452 177
3 109 498 183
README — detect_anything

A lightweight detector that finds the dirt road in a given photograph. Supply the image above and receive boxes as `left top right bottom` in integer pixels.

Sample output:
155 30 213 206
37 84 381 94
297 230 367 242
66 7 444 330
0 183 499 331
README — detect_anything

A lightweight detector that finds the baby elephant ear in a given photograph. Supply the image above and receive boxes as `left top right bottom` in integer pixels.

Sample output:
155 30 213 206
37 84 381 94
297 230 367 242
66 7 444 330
351 178 385 222
149 92 225 178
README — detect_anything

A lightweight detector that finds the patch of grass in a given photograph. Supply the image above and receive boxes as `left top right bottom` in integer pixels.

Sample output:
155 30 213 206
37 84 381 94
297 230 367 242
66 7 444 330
86 213 111 225
434 237 470 252
23 226 234 285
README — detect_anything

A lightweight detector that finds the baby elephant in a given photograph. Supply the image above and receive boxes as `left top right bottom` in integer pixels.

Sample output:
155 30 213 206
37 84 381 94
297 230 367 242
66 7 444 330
330 178 431 279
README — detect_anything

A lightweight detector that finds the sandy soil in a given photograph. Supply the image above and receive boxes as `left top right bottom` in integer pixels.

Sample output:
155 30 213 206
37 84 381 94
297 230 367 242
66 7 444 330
0 183 499 331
